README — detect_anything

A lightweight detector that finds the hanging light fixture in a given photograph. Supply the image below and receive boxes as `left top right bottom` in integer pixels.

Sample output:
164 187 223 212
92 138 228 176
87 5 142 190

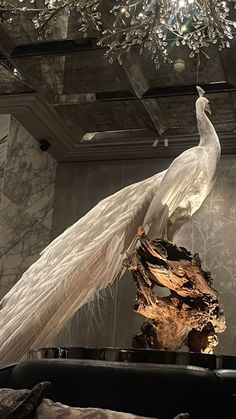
1 1 236 68
99 0 236 67
0 1 102 35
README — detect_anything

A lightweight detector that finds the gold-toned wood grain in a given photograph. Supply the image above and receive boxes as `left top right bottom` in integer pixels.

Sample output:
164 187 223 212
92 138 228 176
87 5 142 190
123 229 226 353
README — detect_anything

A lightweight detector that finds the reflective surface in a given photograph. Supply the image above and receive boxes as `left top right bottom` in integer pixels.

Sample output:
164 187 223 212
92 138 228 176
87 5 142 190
28 347 236 370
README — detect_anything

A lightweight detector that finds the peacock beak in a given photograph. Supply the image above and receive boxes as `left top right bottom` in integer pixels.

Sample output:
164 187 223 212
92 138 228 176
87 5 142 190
205 102 211 115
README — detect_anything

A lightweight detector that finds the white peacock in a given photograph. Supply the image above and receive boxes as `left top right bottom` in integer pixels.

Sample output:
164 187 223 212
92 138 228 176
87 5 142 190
0 86 221 362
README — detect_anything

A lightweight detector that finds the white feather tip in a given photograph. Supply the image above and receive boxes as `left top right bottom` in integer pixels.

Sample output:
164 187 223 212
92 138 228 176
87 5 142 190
196 86 205 97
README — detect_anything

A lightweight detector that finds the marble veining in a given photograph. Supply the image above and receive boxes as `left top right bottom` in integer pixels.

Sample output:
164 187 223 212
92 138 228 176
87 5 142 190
0 117 56 299
0 115 10 204
0 137 7 202
176 156 236 355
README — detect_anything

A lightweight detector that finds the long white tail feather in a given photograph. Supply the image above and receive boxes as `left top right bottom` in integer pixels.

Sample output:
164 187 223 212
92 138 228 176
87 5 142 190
0 170 166 362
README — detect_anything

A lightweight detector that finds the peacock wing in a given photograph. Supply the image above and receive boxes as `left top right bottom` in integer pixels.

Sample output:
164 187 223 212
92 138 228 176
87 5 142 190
143 147 209 239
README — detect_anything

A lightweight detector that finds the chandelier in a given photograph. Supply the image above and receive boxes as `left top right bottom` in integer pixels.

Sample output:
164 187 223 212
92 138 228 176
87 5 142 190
100 0 236 67
1 0 236 68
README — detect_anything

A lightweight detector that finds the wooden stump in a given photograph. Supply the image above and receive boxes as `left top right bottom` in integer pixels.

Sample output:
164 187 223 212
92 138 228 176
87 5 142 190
123 228 226 353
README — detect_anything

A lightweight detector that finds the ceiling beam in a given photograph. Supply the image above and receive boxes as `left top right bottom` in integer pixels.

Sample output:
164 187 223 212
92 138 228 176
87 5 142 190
2 35 236 103
0 38 100 60
94 82 235 102
145 82 236 98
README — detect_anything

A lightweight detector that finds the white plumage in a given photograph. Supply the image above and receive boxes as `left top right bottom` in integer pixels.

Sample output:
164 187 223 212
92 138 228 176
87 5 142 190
144 86 221 240
0 86 221 363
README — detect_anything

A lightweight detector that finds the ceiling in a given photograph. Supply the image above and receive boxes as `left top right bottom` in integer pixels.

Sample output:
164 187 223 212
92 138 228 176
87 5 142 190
0 2 236 161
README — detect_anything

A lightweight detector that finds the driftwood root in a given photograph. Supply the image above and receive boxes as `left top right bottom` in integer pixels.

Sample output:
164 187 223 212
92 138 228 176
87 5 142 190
123 228 226 353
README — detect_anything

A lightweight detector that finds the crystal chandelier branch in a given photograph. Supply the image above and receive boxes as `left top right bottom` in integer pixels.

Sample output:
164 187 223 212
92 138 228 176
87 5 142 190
32 1 102 35
0 0 236 68
99 0 236 66
0 1 102 34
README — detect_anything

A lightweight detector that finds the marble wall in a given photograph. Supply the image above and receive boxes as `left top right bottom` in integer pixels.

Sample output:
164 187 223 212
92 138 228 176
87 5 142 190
176 156 236 355
0 117 57 299
0 115 10 202
52 155 236 355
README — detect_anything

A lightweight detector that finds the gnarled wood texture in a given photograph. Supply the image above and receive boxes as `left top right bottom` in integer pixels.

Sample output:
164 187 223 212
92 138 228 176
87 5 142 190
123 228 226 353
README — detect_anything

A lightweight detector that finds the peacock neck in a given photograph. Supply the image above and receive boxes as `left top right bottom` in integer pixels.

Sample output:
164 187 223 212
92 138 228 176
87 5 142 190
196 106 219 149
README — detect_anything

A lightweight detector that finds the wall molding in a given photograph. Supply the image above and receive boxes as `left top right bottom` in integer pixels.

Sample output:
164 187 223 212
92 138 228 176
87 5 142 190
0 93 235 161
0 93 75 160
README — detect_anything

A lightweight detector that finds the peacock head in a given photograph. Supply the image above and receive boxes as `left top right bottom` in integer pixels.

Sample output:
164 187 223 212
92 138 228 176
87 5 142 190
196 86 211 115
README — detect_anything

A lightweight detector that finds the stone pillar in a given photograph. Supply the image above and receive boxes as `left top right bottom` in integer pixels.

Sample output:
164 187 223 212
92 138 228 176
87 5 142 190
0 116 57 299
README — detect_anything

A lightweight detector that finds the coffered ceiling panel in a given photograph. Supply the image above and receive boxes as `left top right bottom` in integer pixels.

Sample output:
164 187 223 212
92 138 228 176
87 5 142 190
63 50 129 94
137 46 226 88
0 4 235 161
55 100 156 141
157 93 236 133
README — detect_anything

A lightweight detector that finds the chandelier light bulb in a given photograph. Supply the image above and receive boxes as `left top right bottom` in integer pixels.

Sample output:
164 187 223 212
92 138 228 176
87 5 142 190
174 58 186 72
